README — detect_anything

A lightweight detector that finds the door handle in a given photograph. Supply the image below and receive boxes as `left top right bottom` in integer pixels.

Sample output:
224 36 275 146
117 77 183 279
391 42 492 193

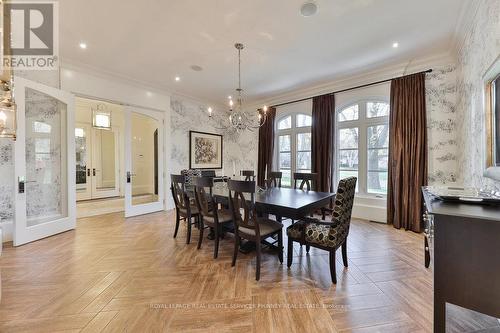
93 168 96 176
18 176 25 193
126 172 137 183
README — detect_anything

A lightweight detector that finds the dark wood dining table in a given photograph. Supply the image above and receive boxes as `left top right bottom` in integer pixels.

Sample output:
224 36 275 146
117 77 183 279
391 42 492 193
186 182 335 252
210 185 335 220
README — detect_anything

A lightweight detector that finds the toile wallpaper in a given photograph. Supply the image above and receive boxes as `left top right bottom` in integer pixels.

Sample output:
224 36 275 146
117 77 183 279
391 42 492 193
0 141 14 223
169 96 258 176
455 0 500 190
425 64 460 185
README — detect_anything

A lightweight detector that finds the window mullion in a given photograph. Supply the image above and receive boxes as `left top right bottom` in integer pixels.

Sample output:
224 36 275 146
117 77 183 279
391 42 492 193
359 102 368 195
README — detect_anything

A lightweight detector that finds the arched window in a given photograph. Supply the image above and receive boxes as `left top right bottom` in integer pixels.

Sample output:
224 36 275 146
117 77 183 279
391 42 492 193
275 113 312 187
337 100 389 195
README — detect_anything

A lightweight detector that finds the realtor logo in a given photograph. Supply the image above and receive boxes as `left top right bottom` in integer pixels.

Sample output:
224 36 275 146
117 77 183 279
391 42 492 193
2 1 59 70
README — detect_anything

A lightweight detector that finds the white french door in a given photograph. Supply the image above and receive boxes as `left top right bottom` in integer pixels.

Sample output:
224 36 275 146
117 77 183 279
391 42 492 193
75 122 120 201
14 78 76 246
124 106 164 217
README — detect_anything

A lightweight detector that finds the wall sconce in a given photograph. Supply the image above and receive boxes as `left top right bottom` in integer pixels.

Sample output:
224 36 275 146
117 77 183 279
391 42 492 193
0 79 16 140
92 103 111 130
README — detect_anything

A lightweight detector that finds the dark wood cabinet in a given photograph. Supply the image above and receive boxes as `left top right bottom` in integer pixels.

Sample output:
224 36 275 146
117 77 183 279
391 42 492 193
422 189 500 333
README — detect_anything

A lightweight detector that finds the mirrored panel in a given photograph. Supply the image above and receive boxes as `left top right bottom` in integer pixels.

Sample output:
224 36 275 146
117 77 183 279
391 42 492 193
131 112 159 206
94 129 116 191
75 126 89 194
25 88 68 226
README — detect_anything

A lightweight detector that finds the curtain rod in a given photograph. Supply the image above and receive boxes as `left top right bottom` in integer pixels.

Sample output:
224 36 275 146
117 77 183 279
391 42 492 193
272 69 433 108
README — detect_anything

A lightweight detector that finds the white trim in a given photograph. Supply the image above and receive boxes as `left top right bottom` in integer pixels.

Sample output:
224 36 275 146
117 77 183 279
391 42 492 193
248 52 455 110
274 102 313 187
13 77 76 246
336 99 390 198
124 106 165 218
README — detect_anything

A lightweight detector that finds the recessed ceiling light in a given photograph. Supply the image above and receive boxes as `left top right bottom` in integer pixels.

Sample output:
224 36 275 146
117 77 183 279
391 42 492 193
190 65 203 72
146 91 153 97
175 76 180 82
300 2 318 17
392 42 399 48
79 42 87 49
228 96 232 99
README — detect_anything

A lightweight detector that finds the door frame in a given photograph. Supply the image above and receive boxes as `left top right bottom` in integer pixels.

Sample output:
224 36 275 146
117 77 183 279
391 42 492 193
14 77 76 246
124 106 164 217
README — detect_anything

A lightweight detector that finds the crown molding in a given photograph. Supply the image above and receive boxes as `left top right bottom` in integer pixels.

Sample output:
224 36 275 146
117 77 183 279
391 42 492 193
247 52 456 109
60 58 225 110
451 0 481 57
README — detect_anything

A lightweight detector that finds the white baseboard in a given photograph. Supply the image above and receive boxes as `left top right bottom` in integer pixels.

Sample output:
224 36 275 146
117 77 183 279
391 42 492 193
352 197 387 223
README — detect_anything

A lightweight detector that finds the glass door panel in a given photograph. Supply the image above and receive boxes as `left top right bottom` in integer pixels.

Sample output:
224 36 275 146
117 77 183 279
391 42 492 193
25 88 68 227
75 123 91 200
131 112 159 206
91 128 120 199
124 107 163 217
14 78 75 246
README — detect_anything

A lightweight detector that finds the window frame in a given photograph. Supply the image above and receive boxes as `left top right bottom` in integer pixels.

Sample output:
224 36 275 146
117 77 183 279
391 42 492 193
274 111 312 188
336 99 389 197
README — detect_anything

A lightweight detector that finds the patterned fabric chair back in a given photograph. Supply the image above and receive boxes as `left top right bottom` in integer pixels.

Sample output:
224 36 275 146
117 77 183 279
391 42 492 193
329 177 357 242
293 172 318 191
181 169 202 186
227 180 260 235
170 174 188 211
193 176 214 217
267 171 282 188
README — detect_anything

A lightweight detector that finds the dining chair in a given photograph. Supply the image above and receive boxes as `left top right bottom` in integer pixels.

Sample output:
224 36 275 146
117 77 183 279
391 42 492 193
293 172 318 190
266 171 282 188
290 172 318 222
286 177 357 284
293 172 333 220
193 176 233 258
240 170 255 181
170 174 201 244
227 179 283 281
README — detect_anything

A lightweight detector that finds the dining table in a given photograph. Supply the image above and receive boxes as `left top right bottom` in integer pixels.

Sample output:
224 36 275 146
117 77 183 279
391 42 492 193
186 179 336 252
210 182 335 221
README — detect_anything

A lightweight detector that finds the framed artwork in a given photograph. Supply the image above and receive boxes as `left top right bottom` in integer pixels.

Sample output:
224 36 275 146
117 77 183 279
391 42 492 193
189 131 223 169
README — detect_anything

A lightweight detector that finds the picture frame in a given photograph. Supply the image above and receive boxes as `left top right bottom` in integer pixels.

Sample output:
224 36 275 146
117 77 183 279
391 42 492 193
189 130 223 169
483 54 500 181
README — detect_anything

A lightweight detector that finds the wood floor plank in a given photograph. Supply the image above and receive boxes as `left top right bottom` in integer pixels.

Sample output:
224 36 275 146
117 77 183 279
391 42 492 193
0 211 497 332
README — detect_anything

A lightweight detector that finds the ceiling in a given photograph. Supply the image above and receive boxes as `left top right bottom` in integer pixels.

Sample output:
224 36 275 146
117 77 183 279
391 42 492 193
60 0 467 105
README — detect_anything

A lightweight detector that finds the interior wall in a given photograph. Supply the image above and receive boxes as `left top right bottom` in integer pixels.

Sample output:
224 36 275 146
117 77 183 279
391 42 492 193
455 0 500 190
169 95 259 176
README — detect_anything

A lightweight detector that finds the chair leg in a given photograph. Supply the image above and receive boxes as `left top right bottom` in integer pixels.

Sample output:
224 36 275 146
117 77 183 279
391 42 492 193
214 224 220 259
255 239 262 281
306 245 310 253
329 250 337 284
186 215 192 244
232 235 239 267
287 238 293 267
342 240 348 267
321 208 326 220
197 218 204 250
173 213 180 238
277 231 283 264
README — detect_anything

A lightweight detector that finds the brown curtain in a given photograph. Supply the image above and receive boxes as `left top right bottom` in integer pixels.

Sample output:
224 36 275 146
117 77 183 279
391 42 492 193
387 73 427 233
312 94 335 193
257 107 276 186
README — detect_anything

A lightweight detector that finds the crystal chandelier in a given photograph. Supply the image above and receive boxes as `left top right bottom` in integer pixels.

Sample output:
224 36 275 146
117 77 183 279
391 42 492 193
208 43 268 132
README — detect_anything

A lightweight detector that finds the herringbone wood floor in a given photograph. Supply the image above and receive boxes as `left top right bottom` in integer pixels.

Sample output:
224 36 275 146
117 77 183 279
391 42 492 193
0 210 499 332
